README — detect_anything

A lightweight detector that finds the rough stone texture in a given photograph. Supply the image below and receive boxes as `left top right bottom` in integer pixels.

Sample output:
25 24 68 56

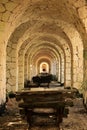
18 51 24 90
0 4 5 13
0 0 87 105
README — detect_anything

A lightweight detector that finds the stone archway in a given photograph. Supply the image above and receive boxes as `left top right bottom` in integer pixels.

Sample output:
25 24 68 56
0 0 87 105
40 62 49 73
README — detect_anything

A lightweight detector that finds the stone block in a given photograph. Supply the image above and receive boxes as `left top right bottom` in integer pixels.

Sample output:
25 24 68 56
7 63 16 69
10 69 16 76
74 0 86 8
6 70 11 78
78 6 87 19
5 2 18 11
12 57 16 62
6 56 11 62
0 21 5 31
8 78 15 86
83 18 87 28
0 13 2 20
0 4 5 13
0 0 8 4
2 11 11 22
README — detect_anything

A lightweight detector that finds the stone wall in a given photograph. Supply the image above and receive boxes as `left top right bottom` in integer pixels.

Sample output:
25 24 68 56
0 0 87 105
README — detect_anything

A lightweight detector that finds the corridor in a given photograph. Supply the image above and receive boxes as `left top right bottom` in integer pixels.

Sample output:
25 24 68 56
0 0 87 129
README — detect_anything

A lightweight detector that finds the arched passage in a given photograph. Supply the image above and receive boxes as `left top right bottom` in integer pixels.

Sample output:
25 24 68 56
0 0 86 105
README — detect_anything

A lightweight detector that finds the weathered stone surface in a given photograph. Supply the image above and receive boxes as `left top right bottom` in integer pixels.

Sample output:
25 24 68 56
0 13 2 20
0 4 5 13
0 0 87 109
0 0 8 4
78 6 87 20
0 22 5 31
2 11 11 22
5 2 18 12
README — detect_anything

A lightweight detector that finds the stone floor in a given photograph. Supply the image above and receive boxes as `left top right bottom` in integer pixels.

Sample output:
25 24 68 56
0 97 87 130
61 98 87 130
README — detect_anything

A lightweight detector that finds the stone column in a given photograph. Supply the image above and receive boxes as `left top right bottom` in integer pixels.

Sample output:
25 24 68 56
6 45 18 92
0 43 6 104
60 58 64 83
65 56 71 87
24 54 28 81
83 49 87 80
18 51 24 90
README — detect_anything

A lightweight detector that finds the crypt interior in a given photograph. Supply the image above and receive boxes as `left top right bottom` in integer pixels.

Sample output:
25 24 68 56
0 0 87 129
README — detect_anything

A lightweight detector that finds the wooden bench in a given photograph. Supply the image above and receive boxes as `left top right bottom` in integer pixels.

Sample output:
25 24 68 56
15 89 75 129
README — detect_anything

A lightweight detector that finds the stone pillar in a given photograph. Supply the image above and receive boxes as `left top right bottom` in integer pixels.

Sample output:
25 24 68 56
65 56 71 87
24 54 28 81
18 51 24 90
56 61 59 81
60 59 64 83
83 49 87 80
6 45 18 92
0 43 6 104
73 48 83 89
58 60 61 82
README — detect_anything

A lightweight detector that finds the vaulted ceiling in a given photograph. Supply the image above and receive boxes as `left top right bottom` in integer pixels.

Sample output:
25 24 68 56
0 0 87 91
